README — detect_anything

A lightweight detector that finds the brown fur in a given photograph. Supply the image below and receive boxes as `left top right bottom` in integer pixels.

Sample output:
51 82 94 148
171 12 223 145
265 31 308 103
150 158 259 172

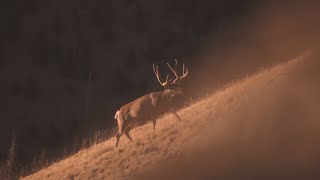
114 89 181 148
114 60 188 148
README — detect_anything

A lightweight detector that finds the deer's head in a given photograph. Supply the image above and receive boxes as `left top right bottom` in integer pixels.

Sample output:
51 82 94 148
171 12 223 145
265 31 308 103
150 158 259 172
153 59 189 96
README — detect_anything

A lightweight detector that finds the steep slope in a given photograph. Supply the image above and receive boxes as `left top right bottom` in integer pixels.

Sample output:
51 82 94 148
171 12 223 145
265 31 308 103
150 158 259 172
23 50 320 180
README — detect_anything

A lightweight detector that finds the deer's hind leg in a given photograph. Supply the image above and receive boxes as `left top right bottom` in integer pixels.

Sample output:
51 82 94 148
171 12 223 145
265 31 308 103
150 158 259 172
115 123 125 148
124 120 138 142
115 114 126 148
115 131 122 148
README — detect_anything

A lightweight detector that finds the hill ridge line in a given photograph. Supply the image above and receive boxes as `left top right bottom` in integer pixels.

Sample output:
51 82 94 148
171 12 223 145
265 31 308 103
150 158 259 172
23 50 314 180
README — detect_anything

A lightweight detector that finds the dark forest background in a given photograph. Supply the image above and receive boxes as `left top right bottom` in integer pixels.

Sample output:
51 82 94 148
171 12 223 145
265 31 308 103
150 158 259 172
0 0 319 172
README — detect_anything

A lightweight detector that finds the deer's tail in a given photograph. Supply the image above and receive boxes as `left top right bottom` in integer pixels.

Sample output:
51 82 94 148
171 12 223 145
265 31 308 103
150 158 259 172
114 110 124 134
114 110 119 120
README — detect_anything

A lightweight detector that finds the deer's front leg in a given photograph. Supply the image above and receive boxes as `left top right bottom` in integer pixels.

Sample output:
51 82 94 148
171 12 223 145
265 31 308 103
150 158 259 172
170 109 182 122
152 119 157 132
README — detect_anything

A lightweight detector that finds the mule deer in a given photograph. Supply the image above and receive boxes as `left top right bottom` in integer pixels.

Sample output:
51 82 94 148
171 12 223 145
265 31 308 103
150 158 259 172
114 59 189 148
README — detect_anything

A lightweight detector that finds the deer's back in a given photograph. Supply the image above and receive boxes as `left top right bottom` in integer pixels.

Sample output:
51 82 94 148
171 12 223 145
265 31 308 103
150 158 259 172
119 92 170 122
119 93 154 121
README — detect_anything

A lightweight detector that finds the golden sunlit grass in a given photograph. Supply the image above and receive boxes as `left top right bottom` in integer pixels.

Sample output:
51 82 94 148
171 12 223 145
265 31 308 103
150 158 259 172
23 50 318 180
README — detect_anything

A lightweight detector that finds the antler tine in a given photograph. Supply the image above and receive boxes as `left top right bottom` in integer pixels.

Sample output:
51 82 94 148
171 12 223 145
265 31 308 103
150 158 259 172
165 74 169 82
153 64 160 84
180 64 189 79
174 58 179 74
167 62 179 80
153 64 168 87
182 63 185 75
153 64 157 75
167 59 189 84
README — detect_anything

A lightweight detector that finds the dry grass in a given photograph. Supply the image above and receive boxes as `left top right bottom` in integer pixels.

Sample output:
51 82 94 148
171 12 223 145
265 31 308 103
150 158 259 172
23 50 320 180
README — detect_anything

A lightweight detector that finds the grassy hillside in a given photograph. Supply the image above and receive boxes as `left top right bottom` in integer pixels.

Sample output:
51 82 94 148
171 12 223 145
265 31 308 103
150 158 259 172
23 50 320 180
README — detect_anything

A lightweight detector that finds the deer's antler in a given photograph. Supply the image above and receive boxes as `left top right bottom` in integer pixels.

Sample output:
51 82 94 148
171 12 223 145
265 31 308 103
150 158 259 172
153 64 170 87
167 59 189 84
